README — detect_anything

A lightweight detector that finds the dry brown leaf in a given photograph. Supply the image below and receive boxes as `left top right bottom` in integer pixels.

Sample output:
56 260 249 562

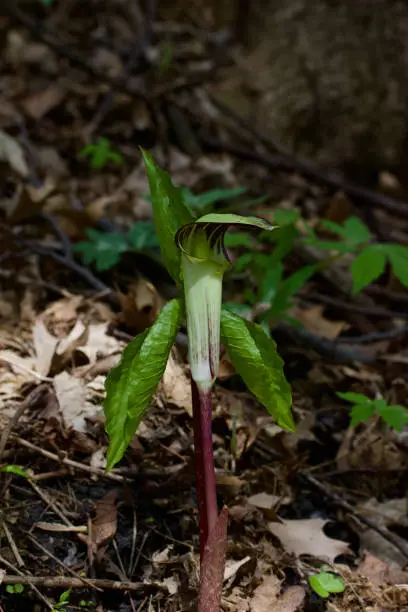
91 490 118 552
250 574 305 612
223 556 251 583
0 129 28 178
160 351 192 416
290 305 347 340
75 323 122 366
33 318 59 376
117 278 163 334
357 553 390 587
248 492 291 510
53 371 88 432
268 518 352 563
21 85 66 120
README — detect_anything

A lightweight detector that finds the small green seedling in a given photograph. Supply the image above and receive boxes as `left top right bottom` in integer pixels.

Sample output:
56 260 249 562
306 216 408 293
73 229 128 271
52 589 71 611
6 584 25 595
337 392 408 431
102 151 294 612
78 138 123 170
309 571 345 598
80 600 95 608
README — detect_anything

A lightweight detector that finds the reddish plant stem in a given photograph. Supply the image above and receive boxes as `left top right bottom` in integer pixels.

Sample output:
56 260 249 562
191 379 218 559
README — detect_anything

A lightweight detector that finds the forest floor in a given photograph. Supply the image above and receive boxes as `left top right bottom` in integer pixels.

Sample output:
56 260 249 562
1 2 408 611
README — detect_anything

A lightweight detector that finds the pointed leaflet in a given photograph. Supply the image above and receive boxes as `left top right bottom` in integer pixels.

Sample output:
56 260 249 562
220 308 294 430
104 299 183 469
351 245 387 293
141 149 194 282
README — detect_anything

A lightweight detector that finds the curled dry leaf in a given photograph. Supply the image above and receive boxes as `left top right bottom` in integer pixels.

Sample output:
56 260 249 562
251 574 305 612
159 351 192 417
0 129 28 178
117 278 163 334
90 490 118 559
268 517 352 563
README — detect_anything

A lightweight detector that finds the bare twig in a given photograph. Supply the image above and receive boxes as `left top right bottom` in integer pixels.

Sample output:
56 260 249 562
0 574 153 592
12 436 126 482
2 522 24 567
301 291 408 320
206 97 408 219
300 472 408 560
28 535 102 592
0 555 53 610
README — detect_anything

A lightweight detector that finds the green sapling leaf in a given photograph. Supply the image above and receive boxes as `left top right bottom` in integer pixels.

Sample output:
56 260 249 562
351 245 387 293
104 299 183 469
376 404 408 432
73 229 128 271
350 402 376 427
336 392 371 404
309 572 345 598
386 244 408 288
343 216 371 246
128 221 159 250
220 308 294 430
141 149 194 282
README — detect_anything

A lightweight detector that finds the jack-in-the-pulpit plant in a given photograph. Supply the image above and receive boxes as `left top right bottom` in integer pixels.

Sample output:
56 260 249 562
103 150 294 612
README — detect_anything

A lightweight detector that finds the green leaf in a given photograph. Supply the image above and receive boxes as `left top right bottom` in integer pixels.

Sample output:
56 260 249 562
220 308 294 430
58 590 71 604
182 186 247 211
234 252 253 273
386 244 408 288
141 149 194 282
196 212 273 232
104 299 183 469
222 302 251 318
309 572 345 598
269 264 317 316
377 404 408 432
0 465 30 478
128 221 159 250
259 263 284 303
336 392 371 404
351 245 387 293
273 209 301 226
350 403 375 427
73 229 128 271
224 232 253 248
343 216 371 246
319 219 346 237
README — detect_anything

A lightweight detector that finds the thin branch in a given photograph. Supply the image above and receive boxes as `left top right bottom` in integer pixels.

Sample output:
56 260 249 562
300 472 408 560
207 97 408 219
0 574 154 592
12 436 126 482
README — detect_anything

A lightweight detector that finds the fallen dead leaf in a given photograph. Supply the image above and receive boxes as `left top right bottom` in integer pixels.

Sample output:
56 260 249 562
90 490 118 558
248 492 291 510
250 574 306 612
117 278 163 334
290 305 347 340
21 85 66 120
0 129 28 177
223 556 251 583
357 553 390 587
53 371 88 433
268 518 352 563
159 351 192 417
33 317 59 376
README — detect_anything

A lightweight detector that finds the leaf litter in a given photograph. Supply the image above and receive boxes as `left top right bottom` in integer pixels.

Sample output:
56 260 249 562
1 3 408 611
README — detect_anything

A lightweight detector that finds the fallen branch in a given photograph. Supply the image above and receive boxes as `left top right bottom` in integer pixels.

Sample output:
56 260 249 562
207 97 408 219
300 472 408 560
0 575 153 592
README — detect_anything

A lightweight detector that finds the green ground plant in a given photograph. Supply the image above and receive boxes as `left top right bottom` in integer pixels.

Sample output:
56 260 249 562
78 138 123 170
337 392 408 430
102 150 294 612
